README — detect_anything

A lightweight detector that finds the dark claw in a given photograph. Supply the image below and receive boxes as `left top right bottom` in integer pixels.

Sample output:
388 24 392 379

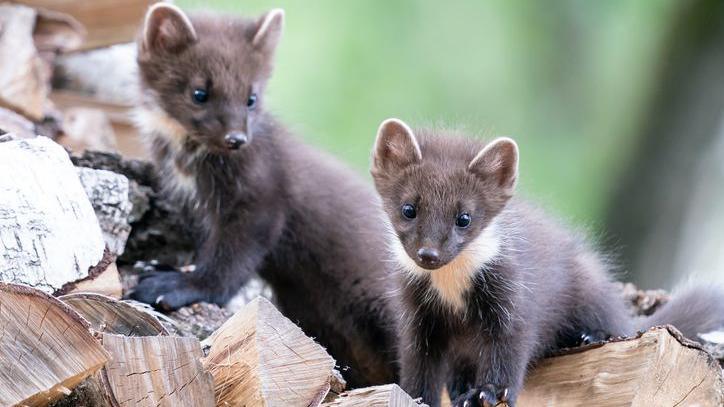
579 329 611 346
127 270 205 311
452 384 511 407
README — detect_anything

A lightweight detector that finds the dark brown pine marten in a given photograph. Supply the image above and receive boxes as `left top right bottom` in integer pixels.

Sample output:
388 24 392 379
371 118 724 406
129 4 398 386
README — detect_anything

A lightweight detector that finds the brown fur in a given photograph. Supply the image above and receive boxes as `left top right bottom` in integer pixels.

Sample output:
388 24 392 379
129 5 398 386
371 119 724 407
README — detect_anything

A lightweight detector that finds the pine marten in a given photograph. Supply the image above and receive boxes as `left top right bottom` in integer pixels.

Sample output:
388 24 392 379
370 118 724 406
129 4 398 386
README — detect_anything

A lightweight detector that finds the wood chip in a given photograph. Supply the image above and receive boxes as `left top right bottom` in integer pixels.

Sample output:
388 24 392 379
202 297 336 406
0 282 109 406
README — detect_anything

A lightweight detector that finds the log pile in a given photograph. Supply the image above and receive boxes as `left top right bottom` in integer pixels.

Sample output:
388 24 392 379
0 2 723 406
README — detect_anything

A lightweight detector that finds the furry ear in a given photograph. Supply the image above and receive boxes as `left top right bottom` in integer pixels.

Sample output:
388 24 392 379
372 118 422 175
468 137 519 195
252 9 284 53
142 3 197 54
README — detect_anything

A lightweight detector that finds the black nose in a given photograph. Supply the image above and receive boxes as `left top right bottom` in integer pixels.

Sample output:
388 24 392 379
416 247 440 267
224 132 248 150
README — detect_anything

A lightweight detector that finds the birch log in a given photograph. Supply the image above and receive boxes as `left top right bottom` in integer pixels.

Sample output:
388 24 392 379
0 137 106 293
0 282 109 406
323 384 427 407
76 166 132 256
202 297 336 406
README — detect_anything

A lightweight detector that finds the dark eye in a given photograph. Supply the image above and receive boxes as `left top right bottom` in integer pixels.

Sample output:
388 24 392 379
455 213 471 228
401 203 417 219
247 93 257 109
192 88 209 104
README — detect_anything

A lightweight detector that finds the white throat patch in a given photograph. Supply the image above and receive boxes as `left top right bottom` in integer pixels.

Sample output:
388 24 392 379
389 220 502 312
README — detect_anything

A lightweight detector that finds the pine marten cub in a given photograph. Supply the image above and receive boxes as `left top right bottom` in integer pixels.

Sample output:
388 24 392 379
129 4 398 386
371 118 724 406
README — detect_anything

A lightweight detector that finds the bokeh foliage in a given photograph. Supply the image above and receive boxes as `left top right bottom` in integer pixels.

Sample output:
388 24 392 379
178 0 677 226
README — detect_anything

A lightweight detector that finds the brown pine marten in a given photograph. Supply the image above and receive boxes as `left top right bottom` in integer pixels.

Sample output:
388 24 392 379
370 118 724 406
129 4 398 386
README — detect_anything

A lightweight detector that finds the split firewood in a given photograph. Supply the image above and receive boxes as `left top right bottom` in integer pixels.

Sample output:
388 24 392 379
102 333 214 407
76 166 132 256
68 262 123 298
202 297 336 406
0 137 106 293
14 0 160 51
0 3 50 120
0 282 110 406
60 292 168 336
516 326 723 406
323 384 427 407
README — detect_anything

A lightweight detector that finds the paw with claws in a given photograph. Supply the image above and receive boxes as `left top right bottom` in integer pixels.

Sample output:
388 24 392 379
452 384 511 407
579 329 612 346
128 268 206 311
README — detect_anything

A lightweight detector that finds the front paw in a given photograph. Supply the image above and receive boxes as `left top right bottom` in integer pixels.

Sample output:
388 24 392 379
452 384 511 407
579 329 611 346
128 271 205 311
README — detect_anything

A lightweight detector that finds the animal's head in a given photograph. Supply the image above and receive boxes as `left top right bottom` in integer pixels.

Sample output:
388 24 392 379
371 118 518 271
137 4 284 153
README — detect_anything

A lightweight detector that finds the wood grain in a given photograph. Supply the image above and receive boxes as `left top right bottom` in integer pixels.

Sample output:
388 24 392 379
202 297 336 406
0 283 109 406
102 333 214 407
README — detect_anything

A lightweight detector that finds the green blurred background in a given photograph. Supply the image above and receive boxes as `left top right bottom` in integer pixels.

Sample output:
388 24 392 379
178 0 724 289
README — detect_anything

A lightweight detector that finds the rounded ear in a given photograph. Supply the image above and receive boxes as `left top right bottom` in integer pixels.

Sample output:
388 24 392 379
468 137 519 195
371 118 422 176
142 3 197 54
252 9 285 54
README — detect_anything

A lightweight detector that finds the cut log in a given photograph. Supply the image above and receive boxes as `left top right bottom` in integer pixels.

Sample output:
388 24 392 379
0 282 109 406
76 166 132 256
14 0 160 50
0 137 106 293
101 333 214 407
202 297 336 406
323 384 426 407
0 4 50 119
60 292 167 336
517 326 724 406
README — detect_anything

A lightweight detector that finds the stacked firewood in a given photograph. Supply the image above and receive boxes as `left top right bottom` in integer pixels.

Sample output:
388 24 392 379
0 1 723 406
